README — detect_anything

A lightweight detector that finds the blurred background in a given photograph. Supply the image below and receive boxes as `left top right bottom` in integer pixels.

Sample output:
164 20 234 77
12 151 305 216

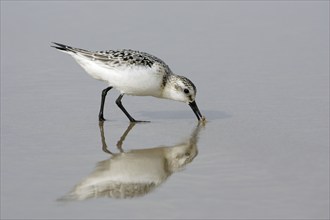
1 1 329 219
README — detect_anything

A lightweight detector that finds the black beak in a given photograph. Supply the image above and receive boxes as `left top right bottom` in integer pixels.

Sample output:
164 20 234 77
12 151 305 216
189 100 203 121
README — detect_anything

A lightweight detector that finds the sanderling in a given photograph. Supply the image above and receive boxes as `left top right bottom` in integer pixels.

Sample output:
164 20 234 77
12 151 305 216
51 42 203 122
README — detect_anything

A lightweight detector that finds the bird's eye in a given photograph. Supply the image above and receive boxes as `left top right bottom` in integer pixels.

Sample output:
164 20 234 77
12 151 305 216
184 89 189 94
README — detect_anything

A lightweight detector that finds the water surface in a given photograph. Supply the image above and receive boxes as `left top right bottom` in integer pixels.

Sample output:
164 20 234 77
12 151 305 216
1 1 329 219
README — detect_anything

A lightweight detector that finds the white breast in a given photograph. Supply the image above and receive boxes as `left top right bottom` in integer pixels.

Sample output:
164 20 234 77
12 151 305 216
72 54 164 97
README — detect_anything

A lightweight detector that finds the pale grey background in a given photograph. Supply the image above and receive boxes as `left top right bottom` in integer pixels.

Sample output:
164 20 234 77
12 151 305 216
1 1 329 219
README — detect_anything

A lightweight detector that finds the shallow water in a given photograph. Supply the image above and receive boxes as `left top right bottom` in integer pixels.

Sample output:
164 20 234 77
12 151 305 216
1 2 329 219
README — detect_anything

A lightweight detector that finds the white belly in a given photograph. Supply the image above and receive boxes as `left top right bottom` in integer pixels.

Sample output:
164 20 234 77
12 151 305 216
73 55 164 97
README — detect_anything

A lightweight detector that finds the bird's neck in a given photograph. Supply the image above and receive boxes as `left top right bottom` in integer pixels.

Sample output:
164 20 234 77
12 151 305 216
161 74 183 102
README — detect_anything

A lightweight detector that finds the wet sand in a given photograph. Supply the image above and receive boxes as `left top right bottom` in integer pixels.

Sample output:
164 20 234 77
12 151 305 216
1 1 329 219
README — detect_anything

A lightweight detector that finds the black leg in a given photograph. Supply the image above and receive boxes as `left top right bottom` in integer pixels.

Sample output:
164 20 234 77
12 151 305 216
115 94 137 122
98 86 112 121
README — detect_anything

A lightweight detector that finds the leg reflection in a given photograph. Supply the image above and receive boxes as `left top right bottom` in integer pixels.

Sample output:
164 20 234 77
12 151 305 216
98 121 113 155
99 121 136 154
116 123 136 152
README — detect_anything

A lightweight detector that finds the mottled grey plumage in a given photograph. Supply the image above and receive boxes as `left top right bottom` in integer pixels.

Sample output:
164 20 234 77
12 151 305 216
52 42 172 73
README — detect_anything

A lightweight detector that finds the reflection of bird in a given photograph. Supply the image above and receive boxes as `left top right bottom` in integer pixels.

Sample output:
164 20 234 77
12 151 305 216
58 122 203 201
51 42 203 122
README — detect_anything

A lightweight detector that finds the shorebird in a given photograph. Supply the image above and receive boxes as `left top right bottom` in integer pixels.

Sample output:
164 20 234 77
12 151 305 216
51 42 203 122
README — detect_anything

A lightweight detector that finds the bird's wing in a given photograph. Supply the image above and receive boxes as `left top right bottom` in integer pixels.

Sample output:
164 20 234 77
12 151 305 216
51 42 172 73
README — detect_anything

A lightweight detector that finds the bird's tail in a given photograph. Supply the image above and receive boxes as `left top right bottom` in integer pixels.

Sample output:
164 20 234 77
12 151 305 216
51 42 92 55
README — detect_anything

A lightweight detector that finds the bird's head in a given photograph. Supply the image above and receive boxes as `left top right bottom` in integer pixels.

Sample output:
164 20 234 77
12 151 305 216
162 75 203 120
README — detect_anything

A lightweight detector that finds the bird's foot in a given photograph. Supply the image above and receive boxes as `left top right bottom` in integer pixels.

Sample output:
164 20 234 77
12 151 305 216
130 119 150 123
99 116 106 121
